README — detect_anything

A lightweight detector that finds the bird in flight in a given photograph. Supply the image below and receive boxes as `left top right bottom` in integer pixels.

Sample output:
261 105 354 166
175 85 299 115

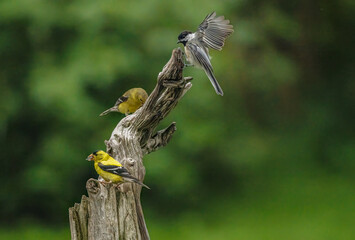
177 12 234 96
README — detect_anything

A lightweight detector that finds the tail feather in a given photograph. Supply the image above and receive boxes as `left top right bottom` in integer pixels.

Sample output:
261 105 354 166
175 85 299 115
99 107 118 116
204 68 224 96
124 177 150 189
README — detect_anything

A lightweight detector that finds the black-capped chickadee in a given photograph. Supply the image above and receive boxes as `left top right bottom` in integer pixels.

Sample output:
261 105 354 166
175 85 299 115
177 12 234 96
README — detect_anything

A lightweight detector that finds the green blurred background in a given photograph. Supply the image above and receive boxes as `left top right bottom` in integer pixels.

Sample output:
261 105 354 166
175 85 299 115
0 0 354 239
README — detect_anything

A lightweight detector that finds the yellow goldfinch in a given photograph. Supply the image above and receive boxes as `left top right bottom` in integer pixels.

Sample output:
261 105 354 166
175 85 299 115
99 88 148 116
86 150 149 189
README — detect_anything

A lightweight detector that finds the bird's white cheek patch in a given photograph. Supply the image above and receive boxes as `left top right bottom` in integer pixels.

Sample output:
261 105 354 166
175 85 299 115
186 33 196 41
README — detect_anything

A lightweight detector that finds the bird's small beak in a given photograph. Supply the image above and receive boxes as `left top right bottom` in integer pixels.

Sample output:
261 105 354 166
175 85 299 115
86 154 94 161
177 40 181 44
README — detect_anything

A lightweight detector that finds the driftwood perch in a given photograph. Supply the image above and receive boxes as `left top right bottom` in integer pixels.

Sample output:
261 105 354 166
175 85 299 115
69 48 192 240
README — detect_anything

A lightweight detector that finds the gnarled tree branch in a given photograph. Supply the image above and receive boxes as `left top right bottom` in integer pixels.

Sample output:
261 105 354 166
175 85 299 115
142 122 177 155
69 48 192 240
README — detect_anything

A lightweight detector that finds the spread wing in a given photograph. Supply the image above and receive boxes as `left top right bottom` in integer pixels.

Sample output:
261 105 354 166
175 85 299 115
197 11 234 51
98 163 135 179
186 43 224 95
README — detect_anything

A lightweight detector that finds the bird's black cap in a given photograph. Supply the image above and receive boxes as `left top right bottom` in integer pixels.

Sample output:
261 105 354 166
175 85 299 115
92 150 100 155
177 30 192 45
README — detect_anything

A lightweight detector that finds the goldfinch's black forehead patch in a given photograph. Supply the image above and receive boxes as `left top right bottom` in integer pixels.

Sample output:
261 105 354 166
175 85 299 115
92 150 100 155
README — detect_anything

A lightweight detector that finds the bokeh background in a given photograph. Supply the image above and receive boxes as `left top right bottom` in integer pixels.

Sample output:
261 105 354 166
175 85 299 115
0 0 354 239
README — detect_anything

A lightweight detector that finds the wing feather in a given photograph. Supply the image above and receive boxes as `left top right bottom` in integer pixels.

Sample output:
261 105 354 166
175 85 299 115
98 163 132 178
114 95 129 107
98 163 150 188
197 11 234 51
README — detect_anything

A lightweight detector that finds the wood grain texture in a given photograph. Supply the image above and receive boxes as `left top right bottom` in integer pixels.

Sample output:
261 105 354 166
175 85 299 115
69 48 192 240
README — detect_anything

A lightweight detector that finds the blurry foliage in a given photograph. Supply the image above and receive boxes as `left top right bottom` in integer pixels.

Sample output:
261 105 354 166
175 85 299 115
0 0 354 238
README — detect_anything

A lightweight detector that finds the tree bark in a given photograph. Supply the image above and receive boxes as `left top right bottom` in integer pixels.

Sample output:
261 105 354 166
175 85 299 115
69 48 192 240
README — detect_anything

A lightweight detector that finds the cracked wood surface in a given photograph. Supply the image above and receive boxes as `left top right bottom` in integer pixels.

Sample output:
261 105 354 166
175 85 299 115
69 48 192 240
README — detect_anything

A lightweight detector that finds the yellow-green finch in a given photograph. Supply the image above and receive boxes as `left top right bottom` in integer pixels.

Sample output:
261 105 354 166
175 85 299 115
86 150 149 189
99 88 148 116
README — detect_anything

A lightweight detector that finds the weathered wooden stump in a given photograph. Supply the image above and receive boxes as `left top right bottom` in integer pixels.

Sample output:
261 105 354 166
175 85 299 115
69 48 192 240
